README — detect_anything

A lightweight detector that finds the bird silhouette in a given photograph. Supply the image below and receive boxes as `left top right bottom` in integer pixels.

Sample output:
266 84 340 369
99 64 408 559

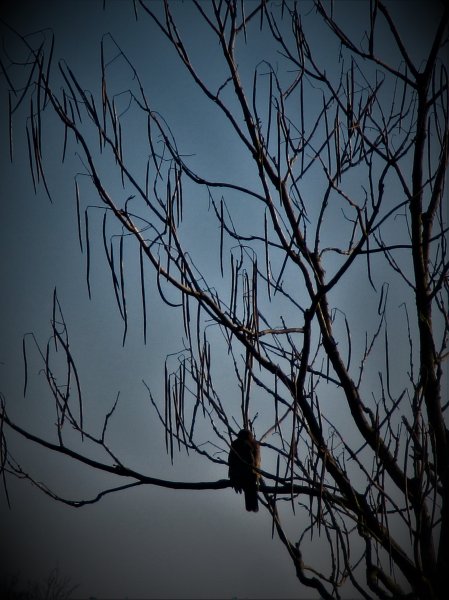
228 429 260 512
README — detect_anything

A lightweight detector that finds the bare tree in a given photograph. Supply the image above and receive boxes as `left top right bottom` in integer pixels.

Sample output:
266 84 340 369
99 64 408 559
1 1 448 598
0 568 78 600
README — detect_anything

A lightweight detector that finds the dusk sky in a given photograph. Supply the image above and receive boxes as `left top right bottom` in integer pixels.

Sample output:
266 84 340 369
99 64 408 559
0 1 446 599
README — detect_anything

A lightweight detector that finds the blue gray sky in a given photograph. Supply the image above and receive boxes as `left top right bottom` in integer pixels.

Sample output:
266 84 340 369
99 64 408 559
0 1 445 598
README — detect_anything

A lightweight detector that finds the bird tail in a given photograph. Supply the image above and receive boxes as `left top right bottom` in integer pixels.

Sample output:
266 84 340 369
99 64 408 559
244 487 259 512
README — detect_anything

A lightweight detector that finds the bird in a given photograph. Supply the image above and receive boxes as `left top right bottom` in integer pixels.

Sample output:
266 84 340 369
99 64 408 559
228 429 260 512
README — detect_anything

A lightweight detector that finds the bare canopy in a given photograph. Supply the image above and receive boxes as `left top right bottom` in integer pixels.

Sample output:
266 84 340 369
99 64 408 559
1 1 449 598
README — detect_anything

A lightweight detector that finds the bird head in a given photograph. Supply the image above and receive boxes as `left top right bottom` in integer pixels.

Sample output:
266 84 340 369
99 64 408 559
237 429 254 441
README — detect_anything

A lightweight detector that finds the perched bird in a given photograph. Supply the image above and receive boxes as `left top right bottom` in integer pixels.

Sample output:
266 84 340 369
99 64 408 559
228 429 261 512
